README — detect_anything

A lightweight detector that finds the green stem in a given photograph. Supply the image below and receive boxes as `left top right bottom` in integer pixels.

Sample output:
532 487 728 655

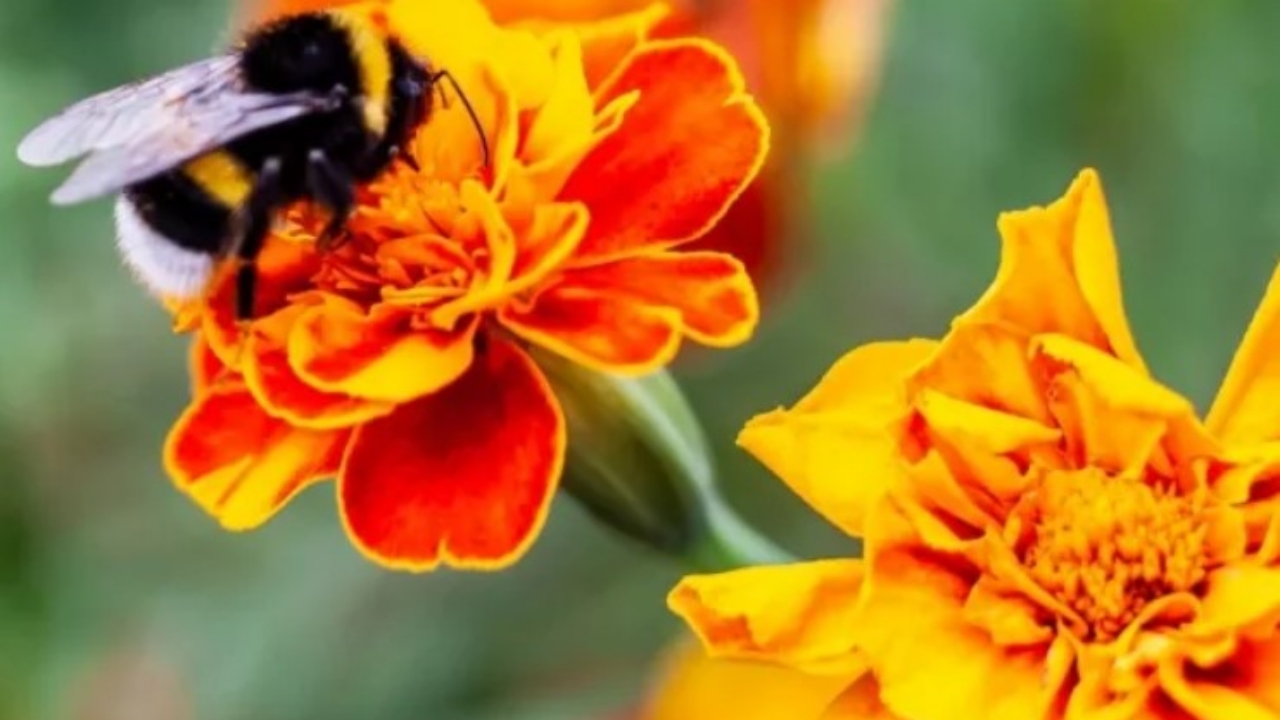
686 497 793 572
532 346 795 572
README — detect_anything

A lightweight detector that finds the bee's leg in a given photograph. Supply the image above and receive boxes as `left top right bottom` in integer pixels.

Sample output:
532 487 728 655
307 149 355 252
230 157 283 322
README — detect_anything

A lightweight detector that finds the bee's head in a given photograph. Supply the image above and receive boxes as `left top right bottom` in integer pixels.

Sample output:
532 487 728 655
240 12 364 98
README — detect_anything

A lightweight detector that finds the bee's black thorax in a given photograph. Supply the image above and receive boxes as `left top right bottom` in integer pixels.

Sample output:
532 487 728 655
121 9 433 258
238 13 366 97
123 173 233 255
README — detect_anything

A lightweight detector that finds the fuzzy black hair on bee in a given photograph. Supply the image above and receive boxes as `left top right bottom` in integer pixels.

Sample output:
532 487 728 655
18 9 488 320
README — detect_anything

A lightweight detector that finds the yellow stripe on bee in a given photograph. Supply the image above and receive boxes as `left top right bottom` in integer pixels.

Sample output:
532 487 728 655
328 9 391 135
182 152 254 208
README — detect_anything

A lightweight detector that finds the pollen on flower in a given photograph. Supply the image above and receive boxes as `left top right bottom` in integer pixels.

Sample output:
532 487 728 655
282 158 498 327
1013 468 1209 641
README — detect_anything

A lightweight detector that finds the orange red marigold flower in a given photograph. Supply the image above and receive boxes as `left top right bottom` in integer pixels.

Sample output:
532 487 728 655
244 0 891 290
167 0 767 571
671 169 1280 718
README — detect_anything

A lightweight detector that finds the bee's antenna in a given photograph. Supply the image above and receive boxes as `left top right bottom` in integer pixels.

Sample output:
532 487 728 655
431 70 491 169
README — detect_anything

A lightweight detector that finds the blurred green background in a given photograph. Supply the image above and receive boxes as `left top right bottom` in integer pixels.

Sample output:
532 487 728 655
2 1 1280 718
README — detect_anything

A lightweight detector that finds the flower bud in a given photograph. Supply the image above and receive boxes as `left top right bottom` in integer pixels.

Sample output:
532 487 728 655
529 347 788 567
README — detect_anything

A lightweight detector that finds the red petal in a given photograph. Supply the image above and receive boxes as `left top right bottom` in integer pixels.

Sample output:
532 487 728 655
189 334 225 395
287 294 477 403
687 172 795 296
558 250 758 346
164 381 347 530
201 237 322 367
244 332 396 430
498 284 682 374
338 338 565 571
573 4 670 90
562 39 768 261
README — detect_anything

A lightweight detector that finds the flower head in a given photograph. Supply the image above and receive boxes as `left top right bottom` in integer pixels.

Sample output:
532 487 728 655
168 0 766 571
670 169 1280 718
241 0 889 291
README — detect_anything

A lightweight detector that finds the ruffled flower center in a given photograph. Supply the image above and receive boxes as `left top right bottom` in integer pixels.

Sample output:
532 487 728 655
278 135 501 331
1012 468 1208 641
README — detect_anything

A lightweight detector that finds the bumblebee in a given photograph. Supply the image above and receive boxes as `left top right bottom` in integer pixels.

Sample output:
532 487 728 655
17 9 487 320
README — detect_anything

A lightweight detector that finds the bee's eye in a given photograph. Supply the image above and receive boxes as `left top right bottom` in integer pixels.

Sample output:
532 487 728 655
397 77 424 98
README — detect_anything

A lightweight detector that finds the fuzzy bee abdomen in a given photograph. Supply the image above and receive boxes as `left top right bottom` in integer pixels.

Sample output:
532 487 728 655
115 170 234 299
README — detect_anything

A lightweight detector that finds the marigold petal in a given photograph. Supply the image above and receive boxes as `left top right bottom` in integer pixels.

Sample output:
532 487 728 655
640 639 858 720
164 382 346 530
737 340 935 537
821 673 902 720
1207 264 1280 447
1249 495 1280 563
562 39 768 260
859 501 1059 720
668 560 866 675
1062 169 1145 369
1197 565 1280 634
687 172 790 295
189 334 224 395
337 338 564 571
432 193 589 326
287 295 477 403
556 251 758 346
916 388 1062 455
573 3 669 90
231 300 396 429
972 169 1145 370
1029 333 1205 475
519 86 638 203
909 321 1054 427
244 332 396 430
963 576 1056 647
386 0 534 177
509 200 590 288
1170 636 1280 714
498 285 682 374
913 428 1035 516
1064 651 1156 720
521 32 594 171
1160 662 1279 720
199 237 322 368
893 451 1003 546
388 0 558 114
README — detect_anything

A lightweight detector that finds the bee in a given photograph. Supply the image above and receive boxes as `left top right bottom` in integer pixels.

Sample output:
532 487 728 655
17 9 488 320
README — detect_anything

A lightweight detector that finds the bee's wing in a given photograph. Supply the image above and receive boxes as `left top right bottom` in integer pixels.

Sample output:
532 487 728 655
17 55 337 205
18 56 244 167
47 93 328 206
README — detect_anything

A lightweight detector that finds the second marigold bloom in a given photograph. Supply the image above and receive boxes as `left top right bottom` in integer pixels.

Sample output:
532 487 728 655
672 170 1280 718
166 0 767 571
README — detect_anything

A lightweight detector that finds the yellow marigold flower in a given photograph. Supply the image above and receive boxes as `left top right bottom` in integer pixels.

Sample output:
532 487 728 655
168 0 767 572
670 169 1280 718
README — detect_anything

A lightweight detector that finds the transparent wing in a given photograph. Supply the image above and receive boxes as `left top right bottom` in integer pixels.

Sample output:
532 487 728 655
48 95 329 205
18 56 243 167
17 55 338 205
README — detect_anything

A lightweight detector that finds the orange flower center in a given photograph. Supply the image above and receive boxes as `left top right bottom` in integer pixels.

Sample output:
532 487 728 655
1014 468 1208 641
283 156 502 332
